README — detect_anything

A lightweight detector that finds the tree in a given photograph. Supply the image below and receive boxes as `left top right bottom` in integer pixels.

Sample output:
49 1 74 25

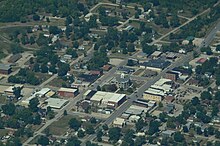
174 132 185 142
102 124 108 131
66 137 81 146
37 136 49 146
127 43 136 52
123 129 135 145
135 118 146 131
77 130 85 138
30 36 35 44
96 129 103 142
2 102 16 116
142 44 156 55
90 117 97 124
134 136 145 146
183 126 189 133
29 97 39 112
10 44 23 54
13 87 22 100
191 97 200 106
63 110 68 116
66 48 78 58
196 126 202 135
41 64 48 73
109 127 121 143
49 26 61 35
148 120 160 135
57 62 70 76
33 14 40 21
216 45 220 52
69 118 81 131
200 91 212 100
85 124 95 134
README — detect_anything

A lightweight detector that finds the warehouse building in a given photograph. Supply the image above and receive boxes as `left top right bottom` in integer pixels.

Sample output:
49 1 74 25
90 91 126 108
139 59 171 72
58 87 78 97
45 98 68 109
8 54 22 63
143 88 164 102
0 64 12 74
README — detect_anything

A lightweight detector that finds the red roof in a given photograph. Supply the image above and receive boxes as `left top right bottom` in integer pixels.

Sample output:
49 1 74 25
102 65 111 71
165 96 174 103
90 70 102 75
196 58 207 64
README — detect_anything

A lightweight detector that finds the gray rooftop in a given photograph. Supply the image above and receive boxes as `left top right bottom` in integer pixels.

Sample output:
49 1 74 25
0 64 11 70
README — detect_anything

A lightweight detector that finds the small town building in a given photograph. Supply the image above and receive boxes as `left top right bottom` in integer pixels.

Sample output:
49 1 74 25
143 88 164 102
45 91 56 98
115 73 131 90
139 59 171 72
117 66 135 74
113 117 125 128
165 103 175 114
196 58 207 64
102 65 111 71
165 71 179 81
58 87 78 97
8 54 22 63
151 51 162 58
35 88 51 98
129 115 140 123
83 90 97 100
90 70 103 76
0 64 12 74
45 98 68 109
161 130 175 138
90 91 126 108
166 52 177 59
164 95 175 103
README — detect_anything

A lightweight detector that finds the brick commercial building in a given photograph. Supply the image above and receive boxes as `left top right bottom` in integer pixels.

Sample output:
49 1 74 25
58 87 79 97
165 71 179 81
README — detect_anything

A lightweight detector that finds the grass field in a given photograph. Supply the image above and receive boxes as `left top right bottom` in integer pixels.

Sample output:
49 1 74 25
45 115 77 136
0 129 9 137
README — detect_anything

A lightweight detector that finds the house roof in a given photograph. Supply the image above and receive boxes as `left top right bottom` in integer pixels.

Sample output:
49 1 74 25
0 64 11 70
196 58 207 64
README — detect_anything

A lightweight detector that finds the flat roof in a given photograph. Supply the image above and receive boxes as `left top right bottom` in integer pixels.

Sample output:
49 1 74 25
45 98 68 109
144 88 165 96
151 51 162 57
0 64 11 70
90 91 126 103
58 87 78 93
113 117 125 125
36 88 51 96
140 59 171 69
154 78 172 86
45 91 56 97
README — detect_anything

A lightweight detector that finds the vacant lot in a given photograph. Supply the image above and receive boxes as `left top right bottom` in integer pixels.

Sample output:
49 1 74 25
45 115 76 136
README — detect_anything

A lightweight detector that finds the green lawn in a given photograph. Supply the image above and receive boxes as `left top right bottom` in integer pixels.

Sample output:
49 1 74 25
0 129 9 137
45 115 77 136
